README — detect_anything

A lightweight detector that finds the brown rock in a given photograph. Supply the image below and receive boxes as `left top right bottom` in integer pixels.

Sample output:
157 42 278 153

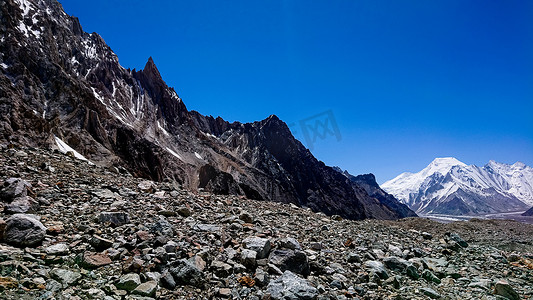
80 252 112 269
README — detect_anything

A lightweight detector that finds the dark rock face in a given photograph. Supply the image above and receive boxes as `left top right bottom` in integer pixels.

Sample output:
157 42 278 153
339 171 417 219
0 0 414 220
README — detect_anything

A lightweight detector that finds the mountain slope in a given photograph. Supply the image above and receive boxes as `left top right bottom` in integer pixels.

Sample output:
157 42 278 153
382 158 532 215
0 0 415 220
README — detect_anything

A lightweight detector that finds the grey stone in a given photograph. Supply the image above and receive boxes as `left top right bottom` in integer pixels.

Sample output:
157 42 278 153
383 256 408 272
4 213 47 247
132 281 157 297
346 252 361 263
241 249 257 268
280 237 302 250
115 273 141 291
171 258 204 287
210 260 233 277
49 268 82 286
160 271 176 290
4 196 39 214
98 212 130 226
420 287 441 299
269 249 310 276
364 261 389 279
242 237 271 259
1 178 31 201
90 235 114 251
422 270 441 284
266 270 318 300
45 243 70 255
493 281 520 300
448 232 468 248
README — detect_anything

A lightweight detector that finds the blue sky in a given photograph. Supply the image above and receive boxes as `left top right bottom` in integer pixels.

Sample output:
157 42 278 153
60 0 533 183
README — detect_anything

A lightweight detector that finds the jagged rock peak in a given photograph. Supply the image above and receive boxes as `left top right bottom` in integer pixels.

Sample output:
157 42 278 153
143 56 163 82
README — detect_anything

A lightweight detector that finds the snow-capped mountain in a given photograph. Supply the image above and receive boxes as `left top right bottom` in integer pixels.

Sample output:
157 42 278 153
382 158 533 215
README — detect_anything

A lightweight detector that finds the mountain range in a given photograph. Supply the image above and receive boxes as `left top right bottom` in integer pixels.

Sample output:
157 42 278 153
0 0 415 220
382 157 533 215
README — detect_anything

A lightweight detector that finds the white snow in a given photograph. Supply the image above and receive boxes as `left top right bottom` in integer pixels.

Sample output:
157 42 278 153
90 87 103 103
166 148 182 160
54 136 91 163
194 152 203 160
0 63 8 69
14 0 32 17
157 121 169 136
382 157 467 204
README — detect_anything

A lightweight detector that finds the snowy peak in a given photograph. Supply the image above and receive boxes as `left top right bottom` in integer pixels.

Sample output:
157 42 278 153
383 159 533 215
423 157 467 175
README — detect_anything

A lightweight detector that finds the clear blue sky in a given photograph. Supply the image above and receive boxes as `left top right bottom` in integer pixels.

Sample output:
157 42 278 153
60 0 533 183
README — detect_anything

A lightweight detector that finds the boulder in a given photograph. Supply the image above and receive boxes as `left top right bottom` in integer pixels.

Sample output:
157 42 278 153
170 258 205 287
269 249 310 276
266 271 318 300
4 214 46 247
1 178 31 201
242 237 271 259
115 273 141 291
132 280 157 297
4 196 40 214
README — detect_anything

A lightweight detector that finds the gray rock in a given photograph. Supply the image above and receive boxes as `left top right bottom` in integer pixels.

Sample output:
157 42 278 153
405 264 420 280
493 281 520 300
266 270 318 300
160 271 176 290
422 269 441 284
448 232 468 248
4 213 47 247
420 287 441 299
46 279 62 293
269 249 310 276
132 281 157 297
45 243 70 255
145 272 161 283
115 273 141 291
346 252 361 263
98 212 130 226
4 196 39 214
150 216 174 236
364 260 389 279
280 237 302 250
193 223 221 232
241 249 257 268
90 235 114 251
383 275 401 289
254 268 270 287
210 260 233 277
243 237 271 259
171 258 205 287
1 178 31 200
49 268 82 286
383 256 408 272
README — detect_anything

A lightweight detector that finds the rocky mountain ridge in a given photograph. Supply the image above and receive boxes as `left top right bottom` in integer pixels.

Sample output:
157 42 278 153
0 145 532 299
382 158 533 216
0 0 414 220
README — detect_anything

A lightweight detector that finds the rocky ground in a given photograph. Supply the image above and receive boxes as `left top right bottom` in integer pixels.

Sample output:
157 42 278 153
0 145 532 300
